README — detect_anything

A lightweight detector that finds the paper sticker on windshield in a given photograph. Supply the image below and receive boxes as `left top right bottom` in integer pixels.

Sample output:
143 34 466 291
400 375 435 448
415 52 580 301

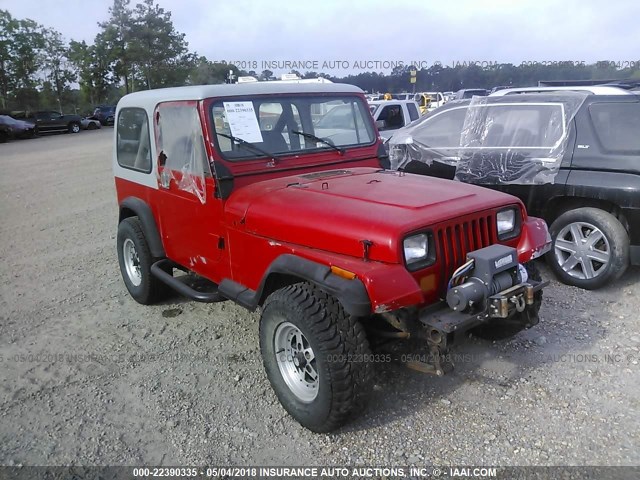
223 102 263 143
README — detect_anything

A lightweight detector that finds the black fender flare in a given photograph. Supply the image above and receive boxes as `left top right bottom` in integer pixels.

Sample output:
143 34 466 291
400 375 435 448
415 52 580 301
118 197 165 258
218 254 372 317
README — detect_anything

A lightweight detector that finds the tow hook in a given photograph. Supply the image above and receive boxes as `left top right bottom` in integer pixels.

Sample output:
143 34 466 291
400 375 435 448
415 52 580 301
511 295 526 313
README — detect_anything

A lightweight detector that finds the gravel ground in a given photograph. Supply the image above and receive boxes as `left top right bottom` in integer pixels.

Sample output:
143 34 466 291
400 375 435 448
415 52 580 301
0 129 638 467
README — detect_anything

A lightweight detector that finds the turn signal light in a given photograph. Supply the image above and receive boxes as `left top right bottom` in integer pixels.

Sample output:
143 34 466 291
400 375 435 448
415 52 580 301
330 266 357 280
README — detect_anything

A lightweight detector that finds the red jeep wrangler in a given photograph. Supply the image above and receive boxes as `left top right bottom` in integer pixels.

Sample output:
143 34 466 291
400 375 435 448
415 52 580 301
113 81 551 432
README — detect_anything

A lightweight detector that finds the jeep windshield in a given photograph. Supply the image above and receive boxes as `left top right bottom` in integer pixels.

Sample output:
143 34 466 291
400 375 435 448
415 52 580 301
210 95 376 161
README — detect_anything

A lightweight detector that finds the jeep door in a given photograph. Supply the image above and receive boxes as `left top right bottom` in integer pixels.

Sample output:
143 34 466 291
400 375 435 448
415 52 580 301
153 101 225 278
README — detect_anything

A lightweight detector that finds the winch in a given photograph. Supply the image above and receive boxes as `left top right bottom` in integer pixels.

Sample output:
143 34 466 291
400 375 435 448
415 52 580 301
446 244 524 313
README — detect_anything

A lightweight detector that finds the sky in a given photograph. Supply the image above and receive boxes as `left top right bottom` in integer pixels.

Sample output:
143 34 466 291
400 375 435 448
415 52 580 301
1 0 638 75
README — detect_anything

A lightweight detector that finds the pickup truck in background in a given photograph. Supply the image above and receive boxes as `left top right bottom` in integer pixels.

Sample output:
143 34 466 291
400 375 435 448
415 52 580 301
23 111 83 134
368 99 421 139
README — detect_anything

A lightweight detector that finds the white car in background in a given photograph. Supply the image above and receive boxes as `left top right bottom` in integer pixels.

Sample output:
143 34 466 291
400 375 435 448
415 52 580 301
81 117 102 130
368 99 421 139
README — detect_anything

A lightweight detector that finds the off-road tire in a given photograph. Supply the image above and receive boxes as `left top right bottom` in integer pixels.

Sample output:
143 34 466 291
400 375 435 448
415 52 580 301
547 207 629 290
68 122 81 134
471 262 543 341
117 217 168 304
260 283 373 432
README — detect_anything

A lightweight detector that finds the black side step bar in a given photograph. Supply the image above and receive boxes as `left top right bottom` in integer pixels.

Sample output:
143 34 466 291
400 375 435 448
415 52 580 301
151 259 226 303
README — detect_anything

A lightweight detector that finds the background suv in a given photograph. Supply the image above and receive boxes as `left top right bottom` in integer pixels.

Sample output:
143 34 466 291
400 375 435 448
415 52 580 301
390 88 640 289
92 105 116 126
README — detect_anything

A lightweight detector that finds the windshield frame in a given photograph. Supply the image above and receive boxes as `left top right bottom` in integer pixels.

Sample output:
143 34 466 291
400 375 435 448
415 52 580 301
207 93 377 162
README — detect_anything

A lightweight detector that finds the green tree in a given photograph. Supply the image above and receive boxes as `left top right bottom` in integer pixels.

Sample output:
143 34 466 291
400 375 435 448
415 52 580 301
41 28 76 111
99 0 134 93
0 10 45 110
260 69 274 81
187 56 236 85
0 10 14 109
127 0 192 89
68 39 114 105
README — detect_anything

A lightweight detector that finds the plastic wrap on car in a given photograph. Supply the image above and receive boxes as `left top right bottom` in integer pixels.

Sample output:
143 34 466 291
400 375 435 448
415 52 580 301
388 113 441 170
454 94 586 185
155 104 207 204
389 94 587 185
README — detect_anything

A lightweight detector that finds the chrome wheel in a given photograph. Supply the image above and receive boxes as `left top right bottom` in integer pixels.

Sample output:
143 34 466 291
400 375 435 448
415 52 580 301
554 221 611 280
274 322 319 402
122 238 142 286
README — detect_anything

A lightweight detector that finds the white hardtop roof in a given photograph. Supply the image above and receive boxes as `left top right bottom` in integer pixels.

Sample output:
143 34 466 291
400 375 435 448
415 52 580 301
117 82 364 109
490 85 632 96
369 99 418 105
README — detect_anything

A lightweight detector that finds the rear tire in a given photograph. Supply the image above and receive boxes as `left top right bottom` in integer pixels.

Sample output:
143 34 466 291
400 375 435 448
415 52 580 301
117 217 168 304
547 207 629 289
260 283 373 432
471 262 543 341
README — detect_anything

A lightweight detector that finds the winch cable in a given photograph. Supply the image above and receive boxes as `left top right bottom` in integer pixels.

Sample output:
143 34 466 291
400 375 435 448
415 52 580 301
447 259 475 290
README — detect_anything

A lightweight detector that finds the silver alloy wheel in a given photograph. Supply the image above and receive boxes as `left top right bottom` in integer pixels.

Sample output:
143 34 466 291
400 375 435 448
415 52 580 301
122 238 142 286
71 123 80 133
274 321 319 402
554 221 611 280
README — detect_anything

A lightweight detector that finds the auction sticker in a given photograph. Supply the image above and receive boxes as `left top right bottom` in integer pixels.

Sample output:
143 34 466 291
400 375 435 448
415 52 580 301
223 101 263 143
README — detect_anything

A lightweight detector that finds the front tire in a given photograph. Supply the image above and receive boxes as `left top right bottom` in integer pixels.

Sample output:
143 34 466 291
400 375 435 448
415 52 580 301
117 217 168 304
68 122 81 133
260 283 373 432
547 207 629 289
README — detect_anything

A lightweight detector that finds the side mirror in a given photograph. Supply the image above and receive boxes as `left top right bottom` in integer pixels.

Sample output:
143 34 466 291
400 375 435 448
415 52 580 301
375 120 387 130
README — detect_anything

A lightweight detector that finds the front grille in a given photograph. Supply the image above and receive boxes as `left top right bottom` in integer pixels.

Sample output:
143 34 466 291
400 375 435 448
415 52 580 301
435 213 497 295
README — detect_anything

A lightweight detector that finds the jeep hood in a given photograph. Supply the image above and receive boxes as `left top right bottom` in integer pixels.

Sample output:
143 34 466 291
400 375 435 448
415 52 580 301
226 167 521 263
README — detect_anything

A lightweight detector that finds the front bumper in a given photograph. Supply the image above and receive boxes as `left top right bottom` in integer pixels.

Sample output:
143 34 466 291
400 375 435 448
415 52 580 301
394 276 546 376
418 277 546 344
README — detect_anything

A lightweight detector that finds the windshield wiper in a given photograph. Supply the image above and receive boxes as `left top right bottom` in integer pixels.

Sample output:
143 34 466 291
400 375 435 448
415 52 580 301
291 130 345 155
217 132 280 164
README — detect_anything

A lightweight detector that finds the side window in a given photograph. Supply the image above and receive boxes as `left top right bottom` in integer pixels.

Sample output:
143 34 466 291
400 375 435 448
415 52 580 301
589 103 640 153
116 108 151 172
378 105 404 130
412 108 467 148
155 102 208 204
155 103 208 174
407 103 419 121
